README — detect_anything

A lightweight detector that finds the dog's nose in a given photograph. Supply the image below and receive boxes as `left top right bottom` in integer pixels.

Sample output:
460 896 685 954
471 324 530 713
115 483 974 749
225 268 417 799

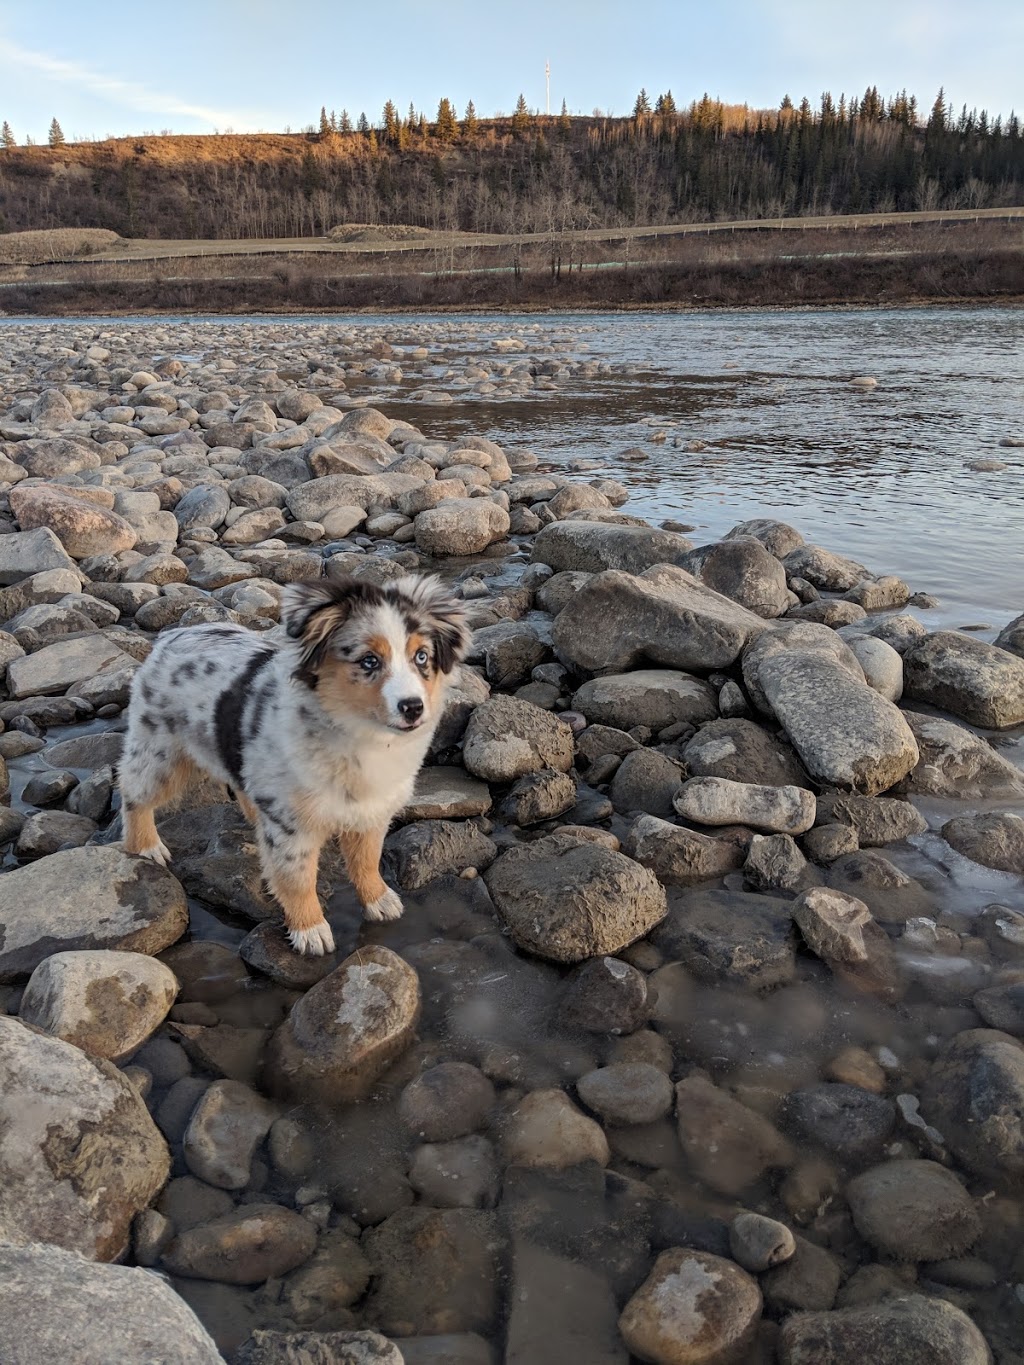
398 696 424 722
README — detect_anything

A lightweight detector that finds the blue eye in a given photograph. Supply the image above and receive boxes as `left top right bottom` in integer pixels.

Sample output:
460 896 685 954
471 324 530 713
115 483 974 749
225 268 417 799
414 648 429 668
360 654 380 673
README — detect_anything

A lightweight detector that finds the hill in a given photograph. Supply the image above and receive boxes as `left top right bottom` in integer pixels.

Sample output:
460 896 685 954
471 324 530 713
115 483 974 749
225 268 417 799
1 94 1023 242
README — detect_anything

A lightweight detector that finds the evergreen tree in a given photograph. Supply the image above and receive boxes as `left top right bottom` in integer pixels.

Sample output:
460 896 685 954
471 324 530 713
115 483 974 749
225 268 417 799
48 118 65 147
339 109 353 134
329 109 338 131
655 90 677 116
558 98 571 137
357 111 370 135
435 97 458 142
319 106 331 136
780 94 794 112
928 87 949 133
0 121 14 150
382 100 399 143
511 93 530 135
408 102 417 129
633 88 652 119
463 99 479 138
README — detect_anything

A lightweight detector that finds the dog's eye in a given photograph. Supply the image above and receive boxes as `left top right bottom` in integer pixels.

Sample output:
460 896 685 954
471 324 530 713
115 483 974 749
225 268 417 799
414 647 429 668
359 653 380 673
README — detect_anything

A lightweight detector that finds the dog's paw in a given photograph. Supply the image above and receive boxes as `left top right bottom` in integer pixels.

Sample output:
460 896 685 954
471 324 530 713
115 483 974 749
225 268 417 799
364 887 404 923
132 840 171 868
288 920 336 956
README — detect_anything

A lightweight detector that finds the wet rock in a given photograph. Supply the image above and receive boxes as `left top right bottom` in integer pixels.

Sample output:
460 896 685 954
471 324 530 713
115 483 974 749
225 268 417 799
846 1159 981 1260
557 956 648 1034
674 775 815 834
572 669 718 732
414 499 510 556
783 1083 896 1161
973 981 1024 1035
726 518 804 558
235 1329 400 1365
783 544 870 591
18 949 178 1062
531 520 694 574
792 887 874 964
162 1203 317 1284
729 1212 796 1273
618 1249 763 1365
577 1063 674 1126
168 1021 267 1085
384 820 497 890
687 534 790 617
995 609 1024 658
552 565 765 674
826 849 932 924
462 695 574 782
501 1089 610 1170
274 1228 371 1328
818 792 927 846
624 814 745 885
0 846 188 982
506 1239 627 1365
502 768 578 825
264 946 421 1105
0 1241 222 1365
682 718 809 788
610 749 685 818
942 811 1024 873
404 767 492 820
846 575 911 612
183 1079 280 1190
761 1234 842 1312
900 712 1024 797
904 630 1024 728
363 1208 502 1337
0 1016 170 1260
398 1062 495 1141
756 649 919 795
16 809 99 857
651 889 796 991
485 830 667 963
921 1029 1024 1185
408 1134 500 1210
744 833 811 893
675 1075 795 1196
161 940 251 1004
777 1294 993 1365
470 619 548 688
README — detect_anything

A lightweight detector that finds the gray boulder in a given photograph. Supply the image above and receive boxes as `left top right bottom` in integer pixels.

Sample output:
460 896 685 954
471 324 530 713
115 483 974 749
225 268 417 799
995 610 1024 658
725 517 804 558
899 711 1024 797
846 1159 981 1261
682 717 809 788
942 811 1024 873
651 889 796 991
674 775 816 834
783 544 871 591
778 1295 992 1365
462 695 573 782
0 847 188 982
0 1241 222 1365
0 1018 170 1260
572 669 717 732
618 1249 762 1365
531 520 694 574
921 1029 1024 1184
552 565 766 674
757 650 919 795
485 830 667 963
686 535 790 617
903 630 1024 728
624 814 745 885
742 621 865 717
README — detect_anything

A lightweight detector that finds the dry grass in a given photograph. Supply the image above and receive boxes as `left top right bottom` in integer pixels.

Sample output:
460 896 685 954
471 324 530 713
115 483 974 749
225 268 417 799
327 223 436 243
0 228 121 265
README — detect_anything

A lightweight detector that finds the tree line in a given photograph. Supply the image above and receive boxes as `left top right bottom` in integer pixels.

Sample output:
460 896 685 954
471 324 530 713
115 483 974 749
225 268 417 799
0 86 1022 240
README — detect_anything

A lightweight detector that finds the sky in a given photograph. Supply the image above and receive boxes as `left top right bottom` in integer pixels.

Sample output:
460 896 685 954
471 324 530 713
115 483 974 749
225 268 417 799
0 0 1021 143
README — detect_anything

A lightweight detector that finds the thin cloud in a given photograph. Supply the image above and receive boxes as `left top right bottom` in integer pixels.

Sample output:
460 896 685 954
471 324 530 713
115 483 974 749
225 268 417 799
0 38 254 129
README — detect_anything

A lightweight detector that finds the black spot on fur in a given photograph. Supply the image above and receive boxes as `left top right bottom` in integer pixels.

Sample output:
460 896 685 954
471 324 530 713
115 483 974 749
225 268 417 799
139 713 157 731
214 649 274 785
203 660 218 676
174 661 198 683
246 679 276 742
139 682 155 705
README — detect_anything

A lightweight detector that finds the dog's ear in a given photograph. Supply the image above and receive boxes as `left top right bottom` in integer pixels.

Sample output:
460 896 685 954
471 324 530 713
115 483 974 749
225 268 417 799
284 576 371 688
392 574 471 675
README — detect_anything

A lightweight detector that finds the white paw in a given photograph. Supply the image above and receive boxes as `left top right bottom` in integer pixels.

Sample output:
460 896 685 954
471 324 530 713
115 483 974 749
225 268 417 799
133 840 171 868
363 887 404 923
288 920 336 956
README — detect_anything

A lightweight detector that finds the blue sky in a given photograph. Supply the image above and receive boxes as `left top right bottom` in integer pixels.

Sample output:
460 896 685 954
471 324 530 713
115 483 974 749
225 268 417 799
0 0 1021 142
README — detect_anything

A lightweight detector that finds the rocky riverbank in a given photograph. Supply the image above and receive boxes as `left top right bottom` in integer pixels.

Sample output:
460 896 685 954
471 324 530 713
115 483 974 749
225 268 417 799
0 322 1023 1365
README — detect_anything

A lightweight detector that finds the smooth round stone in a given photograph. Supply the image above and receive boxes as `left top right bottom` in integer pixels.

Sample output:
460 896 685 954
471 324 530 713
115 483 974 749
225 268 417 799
501 1089 610 1170
729 1211 797 1273
619 1249 762 1365
398 1063 496 1142
576 1063 674 1125
846 1160 981 1261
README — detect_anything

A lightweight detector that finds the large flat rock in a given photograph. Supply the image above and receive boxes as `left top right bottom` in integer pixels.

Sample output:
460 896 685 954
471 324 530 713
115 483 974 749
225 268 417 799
552 565 766 674
7 634 136 699
531 521 694 575
903 630 1024 728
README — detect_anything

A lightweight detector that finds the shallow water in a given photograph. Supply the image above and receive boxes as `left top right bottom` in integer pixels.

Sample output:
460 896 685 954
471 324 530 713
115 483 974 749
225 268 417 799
5 305 1024 1358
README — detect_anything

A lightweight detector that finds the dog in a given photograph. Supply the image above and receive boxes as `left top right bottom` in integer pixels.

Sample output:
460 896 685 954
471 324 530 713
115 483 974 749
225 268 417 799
117 573 471 955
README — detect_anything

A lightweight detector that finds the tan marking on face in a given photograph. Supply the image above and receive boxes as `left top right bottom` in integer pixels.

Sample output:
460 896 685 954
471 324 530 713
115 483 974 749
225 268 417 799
314 656 389 726
407 631 445 712
365 634 392 665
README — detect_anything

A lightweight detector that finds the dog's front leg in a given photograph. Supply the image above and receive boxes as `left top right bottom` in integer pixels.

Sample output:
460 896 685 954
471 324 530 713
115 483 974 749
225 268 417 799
262 834 336 956
338 827 403 923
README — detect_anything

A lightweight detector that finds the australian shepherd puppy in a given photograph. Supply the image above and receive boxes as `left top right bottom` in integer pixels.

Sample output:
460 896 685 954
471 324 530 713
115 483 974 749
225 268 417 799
117 573 470 955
